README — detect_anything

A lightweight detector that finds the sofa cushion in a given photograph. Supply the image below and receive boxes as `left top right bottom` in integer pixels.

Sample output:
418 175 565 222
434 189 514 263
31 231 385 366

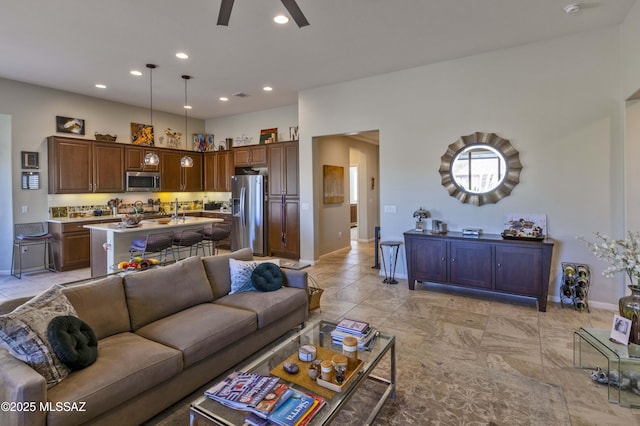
252 263 284 292
47 316 98 370
62 275 130 339
202 248 254 299
124 256 213 331
214 287 307 329
46 332 182 426
135 303 257 368
229 259 259 294
0 285 76 388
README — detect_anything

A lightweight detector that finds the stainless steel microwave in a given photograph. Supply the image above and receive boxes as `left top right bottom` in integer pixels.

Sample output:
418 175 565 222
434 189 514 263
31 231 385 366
126 171 161 192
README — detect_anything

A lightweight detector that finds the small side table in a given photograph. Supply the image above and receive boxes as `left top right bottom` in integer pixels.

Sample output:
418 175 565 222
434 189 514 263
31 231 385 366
380 240 403 284
574 327 640 407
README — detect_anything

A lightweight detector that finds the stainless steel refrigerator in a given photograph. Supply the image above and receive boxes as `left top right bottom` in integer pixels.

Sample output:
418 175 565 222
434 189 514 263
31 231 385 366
231 175 267 256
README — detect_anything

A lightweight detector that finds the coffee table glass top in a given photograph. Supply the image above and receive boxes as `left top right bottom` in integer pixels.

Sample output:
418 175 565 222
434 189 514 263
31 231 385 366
190 319 395 425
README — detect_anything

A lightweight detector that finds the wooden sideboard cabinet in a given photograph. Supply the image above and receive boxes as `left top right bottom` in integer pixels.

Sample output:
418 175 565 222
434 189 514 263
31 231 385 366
48 218 119 271
404 231 554 311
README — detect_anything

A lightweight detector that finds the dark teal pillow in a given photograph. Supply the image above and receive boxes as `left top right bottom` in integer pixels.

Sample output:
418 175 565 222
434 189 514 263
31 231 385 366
47 316 98 370
251 263 284 292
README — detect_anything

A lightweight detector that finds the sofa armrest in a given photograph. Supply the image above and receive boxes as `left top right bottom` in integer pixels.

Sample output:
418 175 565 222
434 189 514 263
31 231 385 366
0 348 47 426
282 270 308 292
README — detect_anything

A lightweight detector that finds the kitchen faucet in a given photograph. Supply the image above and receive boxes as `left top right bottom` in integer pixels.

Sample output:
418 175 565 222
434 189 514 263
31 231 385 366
173 198 179 220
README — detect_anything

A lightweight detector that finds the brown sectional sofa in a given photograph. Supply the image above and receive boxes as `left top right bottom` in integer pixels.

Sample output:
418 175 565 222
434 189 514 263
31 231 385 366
0 248 309 426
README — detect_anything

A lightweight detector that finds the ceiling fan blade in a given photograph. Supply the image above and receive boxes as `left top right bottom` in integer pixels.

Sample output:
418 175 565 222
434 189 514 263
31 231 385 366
280 0 309 27
217 0 234 26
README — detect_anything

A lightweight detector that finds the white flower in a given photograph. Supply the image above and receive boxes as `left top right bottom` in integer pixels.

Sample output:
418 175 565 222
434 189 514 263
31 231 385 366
579 231 640 286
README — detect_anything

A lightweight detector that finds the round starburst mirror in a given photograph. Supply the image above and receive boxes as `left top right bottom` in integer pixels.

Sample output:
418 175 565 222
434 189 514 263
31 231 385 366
439 132 522 206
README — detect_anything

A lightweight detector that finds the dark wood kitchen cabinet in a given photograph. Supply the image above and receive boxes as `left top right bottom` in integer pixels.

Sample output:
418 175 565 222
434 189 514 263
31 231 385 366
160 150 202 192
48 136 124 193
268 141 300 259
124 145 159 172
404 231 554 311
233 145 267 167
48 218 119 271
204 151 233 192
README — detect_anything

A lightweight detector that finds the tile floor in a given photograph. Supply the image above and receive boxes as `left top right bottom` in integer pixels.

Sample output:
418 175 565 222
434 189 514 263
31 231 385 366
2 240 640 424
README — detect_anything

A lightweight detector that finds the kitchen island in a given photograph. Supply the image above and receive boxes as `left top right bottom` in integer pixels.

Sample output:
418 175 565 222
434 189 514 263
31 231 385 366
85 217 223 277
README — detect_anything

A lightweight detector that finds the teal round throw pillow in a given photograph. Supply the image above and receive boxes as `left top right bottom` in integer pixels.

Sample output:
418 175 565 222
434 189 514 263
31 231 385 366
47 316 98 370
251 263 284 292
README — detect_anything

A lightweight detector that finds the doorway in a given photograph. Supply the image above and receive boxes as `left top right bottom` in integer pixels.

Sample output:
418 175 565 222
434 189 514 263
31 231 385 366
350 165 358 241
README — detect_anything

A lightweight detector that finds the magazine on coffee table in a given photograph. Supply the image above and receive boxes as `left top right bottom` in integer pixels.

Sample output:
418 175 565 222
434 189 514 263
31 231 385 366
205 372 279 410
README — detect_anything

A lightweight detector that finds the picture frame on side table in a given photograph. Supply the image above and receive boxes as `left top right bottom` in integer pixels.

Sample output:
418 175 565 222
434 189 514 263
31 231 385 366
610 314 631 345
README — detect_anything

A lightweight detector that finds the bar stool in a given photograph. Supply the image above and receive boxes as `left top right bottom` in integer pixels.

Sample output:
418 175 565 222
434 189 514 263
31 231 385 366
202 226 230 256
172 229 205 260
129 232 175 265
11 222 56 279
380 240 403 284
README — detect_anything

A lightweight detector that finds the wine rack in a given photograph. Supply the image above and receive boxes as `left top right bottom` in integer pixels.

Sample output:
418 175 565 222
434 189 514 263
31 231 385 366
560 262 590 312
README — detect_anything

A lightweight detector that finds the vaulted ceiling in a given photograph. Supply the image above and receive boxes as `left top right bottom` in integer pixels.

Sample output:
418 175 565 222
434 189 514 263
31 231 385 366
0 1 635 119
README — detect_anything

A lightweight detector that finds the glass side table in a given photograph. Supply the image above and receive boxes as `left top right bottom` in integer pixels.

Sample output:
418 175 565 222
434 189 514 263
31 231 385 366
574 327 640 408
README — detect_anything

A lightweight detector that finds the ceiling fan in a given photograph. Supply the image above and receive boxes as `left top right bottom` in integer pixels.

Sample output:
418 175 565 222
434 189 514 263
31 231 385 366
217 0 310 28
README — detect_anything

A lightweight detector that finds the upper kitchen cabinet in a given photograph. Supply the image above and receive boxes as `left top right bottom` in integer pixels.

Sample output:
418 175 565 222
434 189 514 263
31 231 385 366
125 145 159 172
160 149 202 192
268 141 299 197
233 145 267 167
48 136 124 194
204 151 233 192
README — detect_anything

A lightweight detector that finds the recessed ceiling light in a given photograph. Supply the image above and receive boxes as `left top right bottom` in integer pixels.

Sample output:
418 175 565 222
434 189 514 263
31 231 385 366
263 86 273 92
274 15 289 24
564 3 581 14
95 84 107 89
130 70 143 76
184 105 192 109
219 97 229 101
176 52 189 59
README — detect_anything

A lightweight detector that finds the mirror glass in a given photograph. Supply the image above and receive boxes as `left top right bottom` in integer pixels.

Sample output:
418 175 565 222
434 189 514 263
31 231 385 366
451 146 506 194
439 132 522 206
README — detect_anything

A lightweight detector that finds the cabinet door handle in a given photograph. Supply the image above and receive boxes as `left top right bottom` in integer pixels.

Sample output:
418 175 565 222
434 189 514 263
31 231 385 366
441 257 446 261
497 263 502 268
451 258 456 262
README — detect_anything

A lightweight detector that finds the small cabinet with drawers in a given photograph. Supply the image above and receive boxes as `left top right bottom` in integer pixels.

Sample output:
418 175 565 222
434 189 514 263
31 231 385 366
48 218 119 271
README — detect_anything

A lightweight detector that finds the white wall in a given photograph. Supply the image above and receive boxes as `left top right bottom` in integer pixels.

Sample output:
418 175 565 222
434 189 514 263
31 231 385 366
622 0 640 99
299 27 625 307
0 115 13 271
0 78 205 273
205 105 298 147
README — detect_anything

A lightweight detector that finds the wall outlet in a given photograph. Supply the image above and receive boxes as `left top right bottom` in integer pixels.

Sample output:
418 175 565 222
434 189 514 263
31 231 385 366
338 231 343 238
21 205 28 213
383 205 397 213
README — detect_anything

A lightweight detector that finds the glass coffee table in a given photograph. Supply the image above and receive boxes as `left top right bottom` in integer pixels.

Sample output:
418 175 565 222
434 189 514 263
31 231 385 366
190 320 396 425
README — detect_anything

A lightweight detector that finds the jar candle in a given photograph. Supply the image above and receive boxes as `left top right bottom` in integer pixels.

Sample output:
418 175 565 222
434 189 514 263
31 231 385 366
342 336 358 362
320 360 333 381
331 354 348 370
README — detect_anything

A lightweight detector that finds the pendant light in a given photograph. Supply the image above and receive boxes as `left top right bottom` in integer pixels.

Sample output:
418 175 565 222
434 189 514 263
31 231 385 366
180 75 194 168
143 63 160 166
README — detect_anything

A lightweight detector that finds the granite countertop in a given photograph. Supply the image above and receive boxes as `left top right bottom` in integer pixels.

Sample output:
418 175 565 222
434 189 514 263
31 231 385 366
47 209 231 224
83 217 223 233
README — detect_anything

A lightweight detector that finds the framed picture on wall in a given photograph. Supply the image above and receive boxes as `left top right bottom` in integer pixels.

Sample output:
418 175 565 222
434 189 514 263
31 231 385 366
21 151 39 169
131 123 154 146
323 165 345 204
56 116 85 135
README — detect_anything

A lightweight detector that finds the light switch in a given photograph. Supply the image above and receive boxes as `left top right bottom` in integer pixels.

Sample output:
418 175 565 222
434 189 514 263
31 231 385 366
21 205 28 213
383 205 397 214
301 203 310 210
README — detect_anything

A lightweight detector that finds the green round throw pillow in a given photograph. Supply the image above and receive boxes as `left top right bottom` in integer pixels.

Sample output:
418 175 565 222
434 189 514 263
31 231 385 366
251 263 284 292
47 316 98 370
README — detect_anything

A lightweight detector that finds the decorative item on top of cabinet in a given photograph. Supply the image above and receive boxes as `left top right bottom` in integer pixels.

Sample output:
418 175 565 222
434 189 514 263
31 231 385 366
131 122 154 146
260 128 278 144
94 132 117 142
56 116 85 135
